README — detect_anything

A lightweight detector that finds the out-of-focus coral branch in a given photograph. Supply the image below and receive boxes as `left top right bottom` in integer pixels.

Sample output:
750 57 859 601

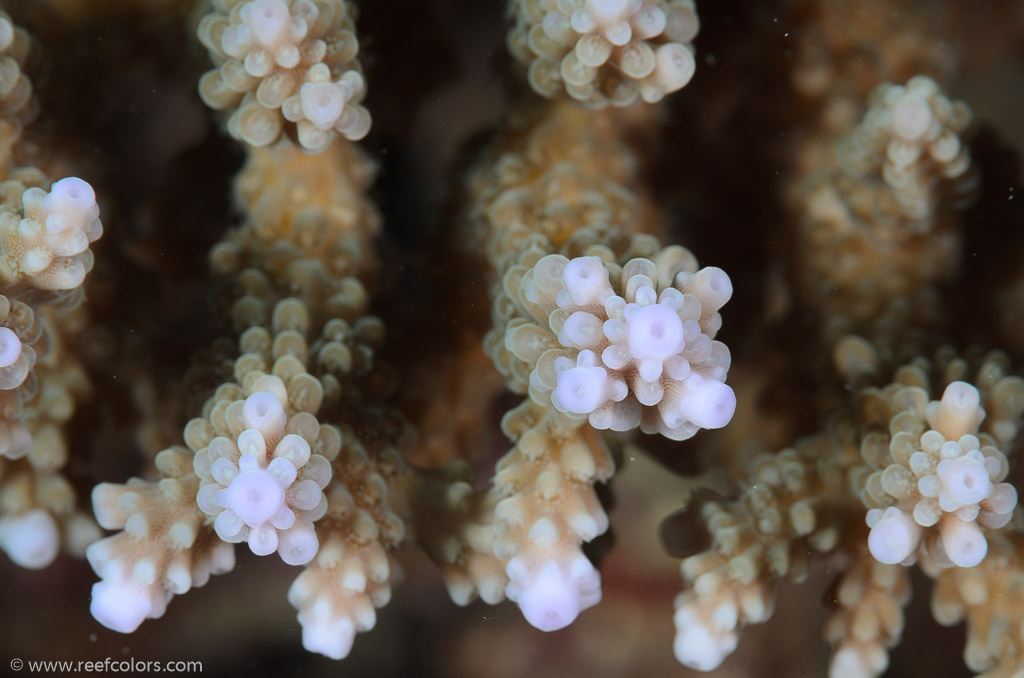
0 10 103 571
508 0 700 106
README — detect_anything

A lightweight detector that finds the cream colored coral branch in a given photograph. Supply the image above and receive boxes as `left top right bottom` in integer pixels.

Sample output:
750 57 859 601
673 441 847 670
842 343 1023 570
492 401 613 630
825 545 910 678
792 77 975 344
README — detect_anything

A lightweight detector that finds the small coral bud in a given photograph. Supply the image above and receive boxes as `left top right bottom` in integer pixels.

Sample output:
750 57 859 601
554 362 608 414
248 0 291 46
936 452 993 512
300 82 344 129
242 391 287 437
560 257 612 307
218 458 288 526
925 381 984 440
677 374 736 430
939 516 987 568
628 302 685 360
867 507 920 564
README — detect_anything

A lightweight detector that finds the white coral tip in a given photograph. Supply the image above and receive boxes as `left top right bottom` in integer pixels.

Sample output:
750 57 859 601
677 374 735 430
302 611 356 660
940 516 988 568
585 0 629 22
514 561 580 631
927 381 984 440
247 523 280 556
561 256 611 307
508 559 600 632
248 0 291 46
0 509 59 569
628 302 684 360
936 454 993 511
867 507 920 564
45 177 98 230
220 465 287 525
89 570 154 633
242 391 287 436
554 364 608 414
673 621 735 671
300 82 344 129
278 521 319 565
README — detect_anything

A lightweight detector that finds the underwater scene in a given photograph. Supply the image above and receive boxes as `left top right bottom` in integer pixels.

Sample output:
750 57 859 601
0 0 1023 676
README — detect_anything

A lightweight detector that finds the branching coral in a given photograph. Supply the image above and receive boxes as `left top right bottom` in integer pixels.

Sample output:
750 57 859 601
671 343 1024 677
672 432 849 670
0 1 1022 676
857 379 1018 568
192 380 334 564
0 177 103 292
491 401 613 630
0 12 102 572
837 76 976 227
664 3 1024 674
89 447 236 633
505 250 734 438
198 0 371 151
790 76 975 345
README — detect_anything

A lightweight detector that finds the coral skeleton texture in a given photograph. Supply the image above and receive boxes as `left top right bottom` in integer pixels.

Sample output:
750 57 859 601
1 1 1023 677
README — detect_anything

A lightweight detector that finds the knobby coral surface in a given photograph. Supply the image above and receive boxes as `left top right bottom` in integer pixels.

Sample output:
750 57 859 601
1 1 1023 677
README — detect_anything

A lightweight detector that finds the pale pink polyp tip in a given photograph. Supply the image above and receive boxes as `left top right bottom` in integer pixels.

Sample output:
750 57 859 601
554 365 607 414
937 455 992 510
940 518 988 568
517 562 582 632
242 391 285 431
656 43 696 92
943 381 980 410
562 257 609 304
221 468 286 525
302 615 355 660
51 176 94 204
678 377 735 430
249 0 291 46
301 82 344 128
90 580 151 633
867 507 918 564
628 303 684 360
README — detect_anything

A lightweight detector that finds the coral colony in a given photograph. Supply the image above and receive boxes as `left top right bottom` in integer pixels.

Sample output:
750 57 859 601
0 0 1022 676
